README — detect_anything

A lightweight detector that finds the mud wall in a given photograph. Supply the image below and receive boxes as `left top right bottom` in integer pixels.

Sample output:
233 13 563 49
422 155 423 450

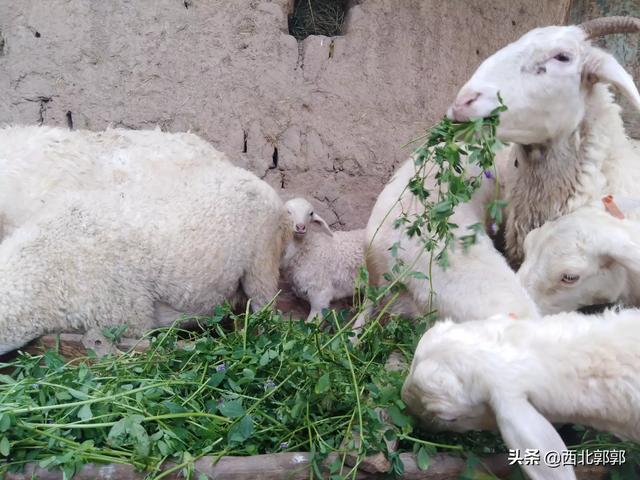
0 0 572 227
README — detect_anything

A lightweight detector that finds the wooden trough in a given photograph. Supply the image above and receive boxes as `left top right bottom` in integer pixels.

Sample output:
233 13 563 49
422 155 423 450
0 334 610 480
2 449 609 480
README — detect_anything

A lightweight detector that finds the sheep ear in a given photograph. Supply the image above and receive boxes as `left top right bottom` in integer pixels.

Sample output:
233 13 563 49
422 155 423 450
491 394 576 480
584 48 640 112
312 213 333 237
601 237 640 273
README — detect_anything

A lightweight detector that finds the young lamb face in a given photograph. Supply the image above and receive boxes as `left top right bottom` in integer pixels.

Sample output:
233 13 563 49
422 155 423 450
284 197 333 238
517 208 632 314
447 24 640 145
402 320 496 432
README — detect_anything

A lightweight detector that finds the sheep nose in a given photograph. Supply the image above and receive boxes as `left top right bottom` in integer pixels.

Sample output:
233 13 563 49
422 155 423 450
456 91 481 107
295 224 306 233
447 91 481 122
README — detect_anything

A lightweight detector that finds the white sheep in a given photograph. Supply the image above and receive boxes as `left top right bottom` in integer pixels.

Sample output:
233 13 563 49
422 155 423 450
517 195 640 314
402 308 640 480
352 155 539 332
281 197 365 322
447 16 640 267
0 164 290 355
0 124 227 239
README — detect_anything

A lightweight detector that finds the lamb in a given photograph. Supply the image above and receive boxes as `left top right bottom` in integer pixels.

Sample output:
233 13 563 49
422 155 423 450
0 164 290 355
447 16 640 267
352 155 539 332
281 197 365 322
402 308 640 480
0 125 227 240
517 195 640 314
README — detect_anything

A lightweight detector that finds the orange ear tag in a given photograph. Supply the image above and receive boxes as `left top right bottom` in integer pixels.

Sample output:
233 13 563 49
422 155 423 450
602 195 625 219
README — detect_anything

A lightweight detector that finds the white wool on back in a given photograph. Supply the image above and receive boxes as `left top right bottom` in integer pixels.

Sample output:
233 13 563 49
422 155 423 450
283 229 365 321
0 125 227 239
0 163 290 355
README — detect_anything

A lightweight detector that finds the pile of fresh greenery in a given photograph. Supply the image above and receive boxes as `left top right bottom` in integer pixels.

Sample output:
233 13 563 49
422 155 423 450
0 305 498 480
354 100 508 318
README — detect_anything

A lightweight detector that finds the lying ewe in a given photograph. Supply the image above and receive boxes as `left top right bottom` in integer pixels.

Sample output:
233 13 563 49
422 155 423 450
402 308 640 480
0 165 290 355
0 125 226 240
353 156 539 332
518 195 640 314
282 197 365 322
447 16 640 266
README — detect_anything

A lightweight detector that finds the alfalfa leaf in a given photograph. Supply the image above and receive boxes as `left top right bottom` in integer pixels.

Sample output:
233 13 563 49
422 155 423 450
227 415 254 444
77 403 93 421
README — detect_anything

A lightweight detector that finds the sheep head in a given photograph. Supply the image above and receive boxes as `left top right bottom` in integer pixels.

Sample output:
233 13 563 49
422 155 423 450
284 197 333 238
403 316 577 480
402 319 498 433
447 17 640 145
517 204 640 314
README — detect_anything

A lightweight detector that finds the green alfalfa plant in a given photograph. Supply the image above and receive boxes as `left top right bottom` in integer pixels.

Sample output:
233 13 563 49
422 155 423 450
353 96 508 321
0 303 477 480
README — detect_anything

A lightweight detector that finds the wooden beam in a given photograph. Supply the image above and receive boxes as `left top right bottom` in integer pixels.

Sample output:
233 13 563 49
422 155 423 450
2 452 610 479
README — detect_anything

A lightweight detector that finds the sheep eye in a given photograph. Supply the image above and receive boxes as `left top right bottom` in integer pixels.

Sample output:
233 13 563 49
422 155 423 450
554 53 571 63
561 273 580 284
309 211 313 216
440 417 458 423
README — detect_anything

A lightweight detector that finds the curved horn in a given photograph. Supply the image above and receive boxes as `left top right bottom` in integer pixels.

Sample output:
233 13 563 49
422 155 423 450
580 16 640 39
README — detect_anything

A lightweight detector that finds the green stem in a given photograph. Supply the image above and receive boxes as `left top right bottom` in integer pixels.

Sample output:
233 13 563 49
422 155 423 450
25 411 231 429
334 312 365 478
399 434 464 451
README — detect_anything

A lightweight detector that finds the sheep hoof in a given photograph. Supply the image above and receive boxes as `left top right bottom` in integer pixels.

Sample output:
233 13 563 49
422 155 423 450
81 328 121 357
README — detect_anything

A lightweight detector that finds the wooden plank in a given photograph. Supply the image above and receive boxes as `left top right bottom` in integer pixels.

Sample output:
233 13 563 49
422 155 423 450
21 333 149 360
2 452 611 479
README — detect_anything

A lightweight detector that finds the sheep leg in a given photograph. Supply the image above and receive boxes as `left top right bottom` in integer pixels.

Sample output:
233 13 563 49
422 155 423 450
241 256 280 313
153 301 186 327
306 306 326 323
351 298 373 333
306 290 333 323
